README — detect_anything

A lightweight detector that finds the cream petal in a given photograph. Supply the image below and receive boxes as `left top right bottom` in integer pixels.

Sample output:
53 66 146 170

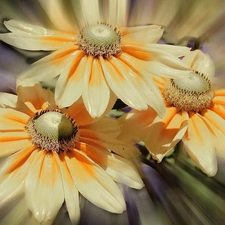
25 151 64 223
182 113 217 176
76 141 143 189
201 110 225 154
145 108 189 162
118 108 158 144
72 0 100 28
0 108 28 131
82 57 111 118
182 50 215 80
118 52 166 118
18 46 78 82
0 131 31 157
107 0 129 26
0 92 17 108
0 20 76 51
56 152 80 225
100 56 149 111
65 150 126 213
105 154 144 189
120 25 163 44
79 128 140 158
55 50 86 107
17 83 56 112
149 44 191 58
38 1 77 33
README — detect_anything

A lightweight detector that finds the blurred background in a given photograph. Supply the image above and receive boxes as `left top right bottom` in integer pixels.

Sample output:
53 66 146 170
0 0 225 224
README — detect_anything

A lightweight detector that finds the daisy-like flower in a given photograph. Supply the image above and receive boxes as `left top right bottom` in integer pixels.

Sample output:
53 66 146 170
0 0 192 118
120 50 225 176
0 83 144 224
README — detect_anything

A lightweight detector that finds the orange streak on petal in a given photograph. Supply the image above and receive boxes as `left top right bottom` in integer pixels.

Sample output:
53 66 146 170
214 89 225 96
212 96 225 106
42 36 75 43
122 45 151 61
209 104 225 119
50 46 81 64
6 145 36 174
67 51 86 79
162 107 179 128
88 58 103 86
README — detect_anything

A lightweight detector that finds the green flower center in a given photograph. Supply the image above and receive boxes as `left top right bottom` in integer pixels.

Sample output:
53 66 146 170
78 23 121 57
163 71 214 112
26 110 78 152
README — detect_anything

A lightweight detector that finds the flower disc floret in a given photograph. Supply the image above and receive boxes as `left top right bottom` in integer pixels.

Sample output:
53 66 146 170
78 23 121 57
26 110 78 152
164 71 214 112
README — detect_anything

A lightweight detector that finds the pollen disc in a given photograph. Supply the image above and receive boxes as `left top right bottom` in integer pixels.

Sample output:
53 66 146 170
78 23 121 57
26 110 78 152
164 71 214 112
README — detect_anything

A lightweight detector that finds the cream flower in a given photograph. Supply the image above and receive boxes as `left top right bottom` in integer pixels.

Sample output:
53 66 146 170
0 0 192 118
0 83 143 224
120 50 225 176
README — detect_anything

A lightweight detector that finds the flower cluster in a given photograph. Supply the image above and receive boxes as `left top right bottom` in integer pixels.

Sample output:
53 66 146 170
0 1 224 225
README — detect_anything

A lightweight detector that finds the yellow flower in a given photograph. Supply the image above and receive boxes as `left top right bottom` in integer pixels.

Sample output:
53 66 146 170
120 50 225 176
0 0 191 118
0 83 143 224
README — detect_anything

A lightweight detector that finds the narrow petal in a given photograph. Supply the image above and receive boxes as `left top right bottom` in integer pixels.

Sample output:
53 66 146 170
120 25 163 44
65 150 126 213
0 108 28 131
145 108 189 162
182 113 217 176
1 20 76 51
0 131 31 157
18 46 79 82
55 50 86 107
56 152 80 224
25 151 64 223
82 57 110 117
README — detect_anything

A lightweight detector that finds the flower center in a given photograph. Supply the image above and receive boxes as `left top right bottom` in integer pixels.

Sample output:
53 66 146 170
26 110 78 152
163 71 214 112
77 23 121 57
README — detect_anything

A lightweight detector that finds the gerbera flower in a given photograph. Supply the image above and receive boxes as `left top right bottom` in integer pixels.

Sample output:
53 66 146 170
120 49 225 176
0 0 192 118
0 83 144 224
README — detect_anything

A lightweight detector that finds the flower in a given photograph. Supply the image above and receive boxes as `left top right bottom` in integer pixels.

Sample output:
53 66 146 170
0 0 192 118
0 83 144 224
119 50 225 176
